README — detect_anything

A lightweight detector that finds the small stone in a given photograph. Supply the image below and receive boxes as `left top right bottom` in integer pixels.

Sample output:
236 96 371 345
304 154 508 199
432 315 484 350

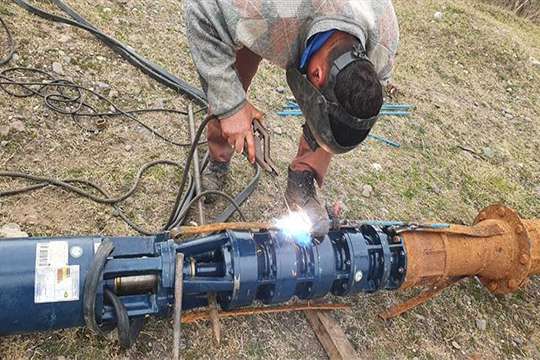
58 34 71 43
276 86 286 94
124 144 133 152
414 313 426 321
12 53 19 62
482 147 495 159
109 89 119 98
371 163 383 172
434 12 444 21
0 223 28 238
361 184 373 198
52 62 64 74
530 57 540 68
506 87 513 93
452 341 461 350
476 319 487 331
1 141 8 146
11 120 25 132
96 82 111 91
154 99 166 108
0 126 9 137
273 126 283 135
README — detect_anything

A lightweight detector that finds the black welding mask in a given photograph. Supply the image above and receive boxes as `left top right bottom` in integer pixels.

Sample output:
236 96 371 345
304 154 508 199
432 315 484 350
287 46 380 154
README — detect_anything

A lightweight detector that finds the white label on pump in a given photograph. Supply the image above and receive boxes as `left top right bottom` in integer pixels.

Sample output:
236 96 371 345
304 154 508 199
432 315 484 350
34 241 80 304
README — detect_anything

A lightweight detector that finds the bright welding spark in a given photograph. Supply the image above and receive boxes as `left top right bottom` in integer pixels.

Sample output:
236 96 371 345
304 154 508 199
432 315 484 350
275 211 313 247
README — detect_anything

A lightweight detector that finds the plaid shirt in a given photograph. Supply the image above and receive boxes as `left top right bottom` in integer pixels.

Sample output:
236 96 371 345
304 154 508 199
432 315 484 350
185 0 399 118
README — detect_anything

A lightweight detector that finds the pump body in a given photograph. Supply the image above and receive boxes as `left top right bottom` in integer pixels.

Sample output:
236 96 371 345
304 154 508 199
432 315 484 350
0 226 405 335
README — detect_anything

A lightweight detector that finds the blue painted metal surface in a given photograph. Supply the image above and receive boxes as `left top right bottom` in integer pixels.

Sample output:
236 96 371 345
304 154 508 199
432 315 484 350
0 226 407 339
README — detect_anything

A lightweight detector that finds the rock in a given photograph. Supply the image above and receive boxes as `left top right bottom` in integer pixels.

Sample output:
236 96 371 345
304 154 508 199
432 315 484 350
154 99 166 108
109 89 119 98
124 144 133 152
11 120 25 132
371 163 383 172
452 341 461 350
0 126 10 137
476 319 487 331
276 86 286 94
482 147 495 159
11 53 19 62
0 224 28 238
273 126 283 135
361 184 373 198
414 313 426 321
96 82 111 91
434 12 444 21
530 57 540 68
1 140 8 147
52 62 64 74
58 34 71 43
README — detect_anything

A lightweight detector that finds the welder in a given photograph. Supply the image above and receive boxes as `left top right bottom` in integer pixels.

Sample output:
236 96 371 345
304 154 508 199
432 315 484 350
184 1 399 236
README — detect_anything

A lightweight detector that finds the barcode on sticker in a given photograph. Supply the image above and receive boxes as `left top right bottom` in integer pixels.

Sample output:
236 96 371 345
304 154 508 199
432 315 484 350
38 243 50 267
35 241 78 304
35 241 68 269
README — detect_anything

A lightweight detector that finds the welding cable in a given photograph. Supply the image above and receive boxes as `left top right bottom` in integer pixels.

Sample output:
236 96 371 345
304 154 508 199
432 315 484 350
83 239 115 337
12 0 207 105
0 160 183 205
0 69 203 147
103 288 145 349
0 17 15 66
3 5 261 230
174 190 248 225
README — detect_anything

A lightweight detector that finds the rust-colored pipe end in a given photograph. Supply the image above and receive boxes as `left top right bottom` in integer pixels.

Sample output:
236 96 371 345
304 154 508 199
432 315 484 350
400 204 539 295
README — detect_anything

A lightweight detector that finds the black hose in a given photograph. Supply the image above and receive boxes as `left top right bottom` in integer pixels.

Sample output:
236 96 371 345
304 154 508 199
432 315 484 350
12 0 207 105
0 17 15 66
103 288 144 349
3 2 262 232
83 239 114 337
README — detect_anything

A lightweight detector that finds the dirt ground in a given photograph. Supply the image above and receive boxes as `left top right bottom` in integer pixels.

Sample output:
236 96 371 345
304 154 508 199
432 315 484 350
0 0 539 359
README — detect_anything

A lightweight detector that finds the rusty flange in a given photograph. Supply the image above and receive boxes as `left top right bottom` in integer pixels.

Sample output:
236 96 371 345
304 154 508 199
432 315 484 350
474 204 532 294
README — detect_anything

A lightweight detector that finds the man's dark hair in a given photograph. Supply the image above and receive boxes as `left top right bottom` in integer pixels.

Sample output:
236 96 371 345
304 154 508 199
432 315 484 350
326 39 383 147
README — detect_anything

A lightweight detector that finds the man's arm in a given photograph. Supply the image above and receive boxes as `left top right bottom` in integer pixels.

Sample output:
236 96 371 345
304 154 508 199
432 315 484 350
184 0 260 163
184 0 246 118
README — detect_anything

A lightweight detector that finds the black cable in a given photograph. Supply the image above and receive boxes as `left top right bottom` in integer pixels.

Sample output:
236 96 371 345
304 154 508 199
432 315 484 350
103 288 144 349
179 190 248 223
13 0 207 105
0 17 15 66
0 160 182 205
0 68 203 147
83 239 115 337
3 2 263 233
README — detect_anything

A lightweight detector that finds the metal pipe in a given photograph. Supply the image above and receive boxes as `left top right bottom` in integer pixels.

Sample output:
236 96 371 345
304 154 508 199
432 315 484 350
188 104 205 226
400 205 540 293
114 274 158 295
173 253 184 360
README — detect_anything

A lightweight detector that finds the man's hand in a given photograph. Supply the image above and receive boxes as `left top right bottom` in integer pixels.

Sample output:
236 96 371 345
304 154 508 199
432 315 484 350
220 102 263 164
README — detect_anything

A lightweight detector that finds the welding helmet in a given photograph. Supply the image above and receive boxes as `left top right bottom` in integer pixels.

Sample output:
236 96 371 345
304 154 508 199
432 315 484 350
286 45 380 154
